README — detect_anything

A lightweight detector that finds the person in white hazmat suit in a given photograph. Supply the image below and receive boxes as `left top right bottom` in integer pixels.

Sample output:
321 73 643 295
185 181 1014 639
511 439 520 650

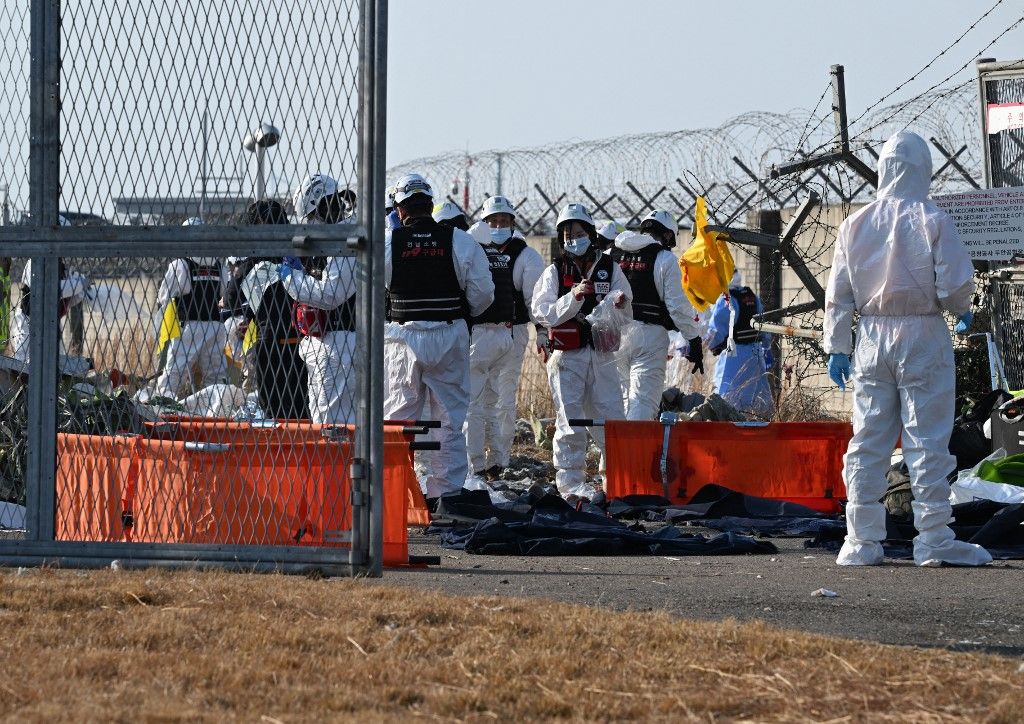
280 174 359 424
595 220 624 254
9 216 90 363
612 210 702 420
384 173 495 502
824 130 991 568
462 196 545 481
532 203 631 499
152 218 230 399
432 200 471 232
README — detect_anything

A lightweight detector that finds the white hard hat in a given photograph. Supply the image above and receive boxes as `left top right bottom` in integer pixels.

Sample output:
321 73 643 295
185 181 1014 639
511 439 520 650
481 195 517 220
597 221 623 240
182 216 204 226
392 173 433 205
432 200 466 223
292 174 339 222
556 203 594 231
640 210 678 235
58 214 71 227
385 184 397 209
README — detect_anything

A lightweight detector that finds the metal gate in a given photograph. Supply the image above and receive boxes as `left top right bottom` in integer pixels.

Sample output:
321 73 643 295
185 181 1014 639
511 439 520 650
976 58 1024 392
0 0 388 575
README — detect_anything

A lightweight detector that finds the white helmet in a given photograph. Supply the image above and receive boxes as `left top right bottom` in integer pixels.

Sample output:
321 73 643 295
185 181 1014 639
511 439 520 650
385 184 397 210
640 209 678 235
292 174 339 222
58 214 71 227
597 220 624 241
182 217 204 226
481 195 517 221
432 200 467 223
555 203 595 231
392 173 433 205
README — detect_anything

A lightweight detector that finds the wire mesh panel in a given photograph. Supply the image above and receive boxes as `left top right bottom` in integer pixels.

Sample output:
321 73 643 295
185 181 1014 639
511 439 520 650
0 0 389 574
990 278 1024 391
979 63 1024 188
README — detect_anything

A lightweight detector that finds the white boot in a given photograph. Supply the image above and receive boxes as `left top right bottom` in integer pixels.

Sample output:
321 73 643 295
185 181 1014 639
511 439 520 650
836 538 884 566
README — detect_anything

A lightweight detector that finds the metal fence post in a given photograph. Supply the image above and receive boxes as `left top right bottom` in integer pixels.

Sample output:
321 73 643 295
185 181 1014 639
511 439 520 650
355 0 388 576
367 0 388 577
24 0 61 541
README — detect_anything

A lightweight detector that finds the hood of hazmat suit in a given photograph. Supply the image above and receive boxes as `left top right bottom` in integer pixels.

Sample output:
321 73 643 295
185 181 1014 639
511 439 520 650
825 131 989 568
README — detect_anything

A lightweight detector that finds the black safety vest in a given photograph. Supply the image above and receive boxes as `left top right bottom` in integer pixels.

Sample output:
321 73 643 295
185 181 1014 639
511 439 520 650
176 258 222 322
731 286 760 344
19 259 69 318
555 252 616 348
612 243 675 330
387 219 466 323
473 237 530 325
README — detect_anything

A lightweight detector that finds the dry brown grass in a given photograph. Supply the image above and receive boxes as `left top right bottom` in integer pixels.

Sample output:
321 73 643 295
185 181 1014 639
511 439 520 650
0 569 1021 722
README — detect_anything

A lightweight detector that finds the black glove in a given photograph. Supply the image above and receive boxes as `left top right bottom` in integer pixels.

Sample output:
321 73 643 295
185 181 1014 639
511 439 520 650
685 336 704 375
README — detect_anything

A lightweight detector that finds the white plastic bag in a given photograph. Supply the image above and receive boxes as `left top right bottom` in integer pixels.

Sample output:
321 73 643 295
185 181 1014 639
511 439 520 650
180 383 248 418
949 448 1024 505
585 292 630 353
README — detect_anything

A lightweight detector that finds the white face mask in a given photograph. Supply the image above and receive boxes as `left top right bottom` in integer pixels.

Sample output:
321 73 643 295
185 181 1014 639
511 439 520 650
564 236 591 257
489 227 513 245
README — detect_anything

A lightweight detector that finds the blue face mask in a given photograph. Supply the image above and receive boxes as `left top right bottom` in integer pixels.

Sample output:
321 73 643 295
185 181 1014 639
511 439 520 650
564 236 591 256
489 227 513 245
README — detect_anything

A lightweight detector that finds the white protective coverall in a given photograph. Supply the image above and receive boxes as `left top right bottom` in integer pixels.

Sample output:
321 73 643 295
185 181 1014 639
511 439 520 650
8 260 89 363
824 130 991 567
152 257 230 399
282 256 358 424
465 223 546 476
532 256 632 497
613 231 701 420
384 226 495 498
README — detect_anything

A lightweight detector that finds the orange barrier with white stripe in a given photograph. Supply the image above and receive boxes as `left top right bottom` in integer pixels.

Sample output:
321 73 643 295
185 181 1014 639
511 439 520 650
604 420 851 514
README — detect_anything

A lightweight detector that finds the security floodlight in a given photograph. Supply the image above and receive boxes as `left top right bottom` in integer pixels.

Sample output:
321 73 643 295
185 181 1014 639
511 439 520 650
243 123 281 152
242 123 281 200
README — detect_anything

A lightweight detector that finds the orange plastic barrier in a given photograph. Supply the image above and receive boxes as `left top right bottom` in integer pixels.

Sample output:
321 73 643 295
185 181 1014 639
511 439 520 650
56 434 136 542
148 419 431 526
54 424 416 565
148 419 432 527
604 420 851 514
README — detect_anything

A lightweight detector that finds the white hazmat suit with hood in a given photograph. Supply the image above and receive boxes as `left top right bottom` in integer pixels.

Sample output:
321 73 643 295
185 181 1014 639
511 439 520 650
383 179 495 499
282 256 358 424
464 220 545 477
612 230 701 420
824 130 991 567
152 254 230 399
9 259 89 363
532 209 632 498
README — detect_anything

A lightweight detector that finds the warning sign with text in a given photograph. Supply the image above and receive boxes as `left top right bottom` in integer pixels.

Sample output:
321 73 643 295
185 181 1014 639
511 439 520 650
933 186 1024 261
987 103 1024 135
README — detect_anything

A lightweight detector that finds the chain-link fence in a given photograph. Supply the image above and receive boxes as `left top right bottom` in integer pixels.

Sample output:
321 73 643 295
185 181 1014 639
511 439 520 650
0 1 389 575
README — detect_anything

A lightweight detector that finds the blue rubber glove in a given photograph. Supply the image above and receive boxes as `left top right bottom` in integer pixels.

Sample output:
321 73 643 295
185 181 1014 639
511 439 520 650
827 353 851 391
277 263 292 282
954 310 973 335
282 255 304 271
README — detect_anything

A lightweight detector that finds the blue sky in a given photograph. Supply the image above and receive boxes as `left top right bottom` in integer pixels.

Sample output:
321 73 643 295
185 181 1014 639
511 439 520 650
386 0 1024 165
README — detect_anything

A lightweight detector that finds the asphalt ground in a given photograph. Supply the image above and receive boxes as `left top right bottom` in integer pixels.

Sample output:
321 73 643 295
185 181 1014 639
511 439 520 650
382 533 1024 658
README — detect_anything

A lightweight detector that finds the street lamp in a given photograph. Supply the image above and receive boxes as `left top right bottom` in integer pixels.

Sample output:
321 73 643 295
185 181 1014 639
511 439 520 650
242 123 281 200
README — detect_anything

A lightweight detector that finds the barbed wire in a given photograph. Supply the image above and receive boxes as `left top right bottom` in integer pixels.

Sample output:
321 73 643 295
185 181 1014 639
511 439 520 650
389 84 980 235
